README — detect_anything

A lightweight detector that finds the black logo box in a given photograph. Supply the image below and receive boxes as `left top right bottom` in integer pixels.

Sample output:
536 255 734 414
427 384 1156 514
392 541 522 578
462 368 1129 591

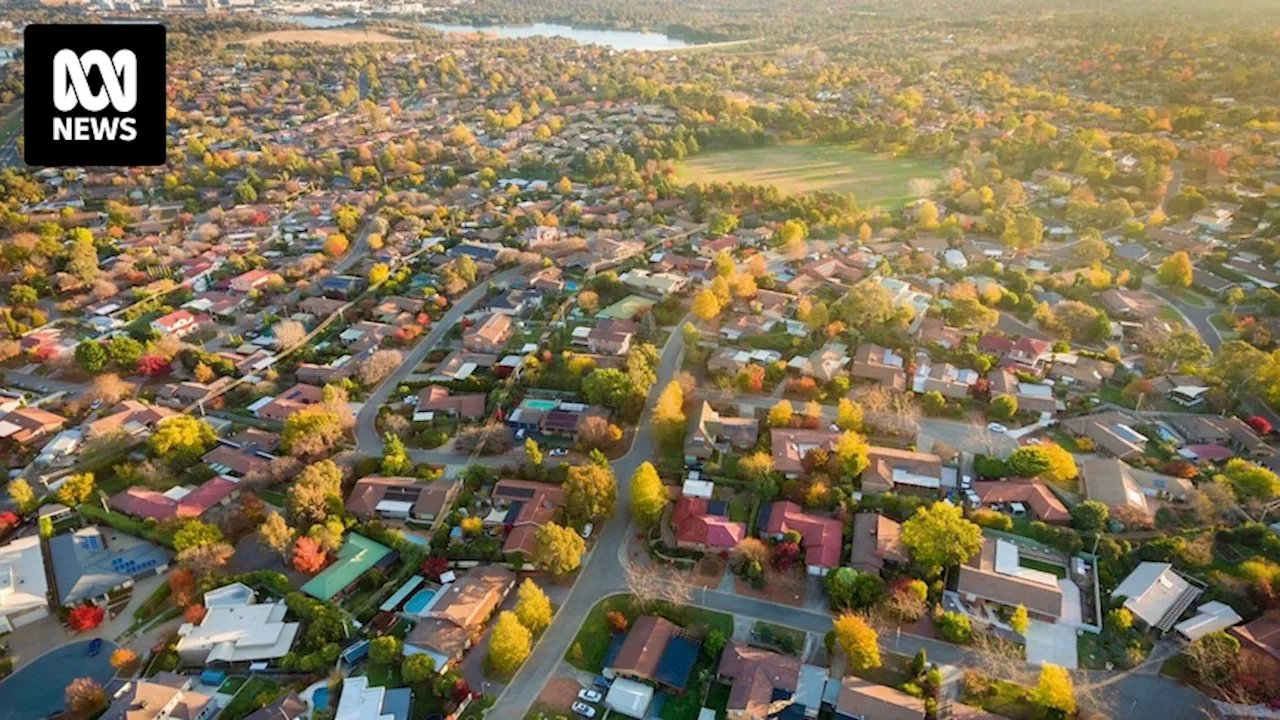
24 23 166 167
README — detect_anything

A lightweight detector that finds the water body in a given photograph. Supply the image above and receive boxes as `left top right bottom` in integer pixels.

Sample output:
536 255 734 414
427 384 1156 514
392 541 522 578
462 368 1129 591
277 15 692 51
422 22 690 50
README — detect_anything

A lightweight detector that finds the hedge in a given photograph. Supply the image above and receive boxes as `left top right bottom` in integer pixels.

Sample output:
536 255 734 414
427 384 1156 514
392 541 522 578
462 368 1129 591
79 504 176 548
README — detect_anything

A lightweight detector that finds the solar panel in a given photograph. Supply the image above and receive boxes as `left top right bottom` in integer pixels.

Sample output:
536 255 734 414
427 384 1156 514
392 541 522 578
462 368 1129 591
500 486 536 500
706 500 728 517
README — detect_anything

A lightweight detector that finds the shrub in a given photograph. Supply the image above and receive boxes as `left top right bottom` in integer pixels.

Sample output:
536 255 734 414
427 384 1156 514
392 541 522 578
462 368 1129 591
969 509 1013 531
934 609 973 644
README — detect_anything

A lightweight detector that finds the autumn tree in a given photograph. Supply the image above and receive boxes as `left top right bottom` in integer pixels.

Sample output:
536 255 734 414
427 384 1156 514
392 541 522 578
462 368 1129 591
630 462 668 528
287 460 344 524
149 415 217 464
381 433 413 475
1010 604 1029 636
65 677 106 717
56 473 95 506
739 452 775 483
292 536 327 574
1032 663 1075 715
1006 447 1052 478
1039 443 1078 485
692 289 722 321
488 611 532 675
768 400 793 427
258 512 296 558
652 381 686 447
835 431 870 478
274 319 307 350
532 522 585 576
833 613 881 671
173 520 223 553
565 463 616 522
282 408 344 456
901 501 983 575
359 349 403 386
836 398 863 431
109 648 139 673
514 578 553 633
1158 251 1194 288
7 478 36 514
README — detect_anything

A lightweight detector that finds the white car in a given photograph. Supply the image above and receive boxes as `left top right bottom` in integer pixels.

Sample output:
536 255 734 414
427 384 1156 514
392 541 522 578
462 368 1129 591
577 689 603 703
985 422 1008 434
572 702 597 718
549 448 569 457
580 522 594 539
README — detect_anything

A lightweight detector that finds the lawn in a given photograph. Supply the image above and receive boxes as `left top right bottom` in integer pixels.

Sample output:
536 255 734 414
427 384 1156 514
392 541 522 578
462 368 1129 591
675 143 945 206
1018 557 1067 579
962 676 1044 720
703 682 732 719
219 677 283 720
727 495 754 523
1046 429 1080 453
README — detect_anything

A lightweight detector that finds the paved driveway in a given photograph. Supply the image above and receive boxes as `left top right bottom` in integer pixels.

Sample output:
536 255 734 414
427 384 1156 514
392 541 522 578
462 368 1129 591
0 639 119 720
1025 620 1078 670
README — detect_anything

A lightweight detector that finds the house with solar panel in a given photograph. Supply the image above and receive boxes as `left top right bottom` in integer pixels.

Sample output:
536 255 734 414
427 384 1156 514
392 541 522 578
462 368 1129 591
48 526 171 607
603 616 702 694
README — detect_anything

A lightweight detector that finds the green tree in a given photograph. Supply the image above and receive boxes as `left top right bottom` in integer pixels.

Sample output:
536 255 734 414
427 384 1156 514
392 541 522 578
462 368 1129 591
900 502 983 575
514 578 552 634
488 611 532 675
106 335 143 367
987 394 1018 421
286 460 344 524
708 213 739 237
1157 251 1194 288
369 636 403 667
1221 458 1280 500
8 284 36 306
282 408 343 456
74 341 109 374
149 416 217 464
1006 447 1052 477
1071 500 1110 533
630 462 668 528
533 522 586 575
401 654 437 686
67 230 99 283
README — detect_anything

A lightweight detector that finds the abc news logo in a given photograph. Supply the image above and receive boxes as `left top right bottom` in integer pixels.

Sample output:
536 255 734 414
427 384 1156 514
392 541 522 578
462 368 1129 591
25 24 165 167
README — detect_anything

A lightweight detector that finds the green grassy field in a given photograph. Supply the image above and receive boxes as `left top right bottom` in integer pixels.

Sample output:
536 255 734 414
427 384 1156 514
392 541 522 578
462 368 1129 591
675 143 944 206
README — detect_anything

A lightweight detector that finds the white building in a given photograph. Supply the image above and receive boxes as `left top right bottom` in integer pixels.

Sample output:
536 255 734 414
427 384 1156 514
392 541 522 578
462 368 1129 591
1112 562 1201 633
175 583 300 665
0 536 50 632
336 676 413 720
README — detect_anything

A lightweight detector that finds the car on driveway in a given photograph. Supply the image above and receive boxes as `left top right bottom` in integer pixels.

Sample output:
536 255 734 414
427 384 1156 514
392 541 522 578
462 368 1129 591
577 689 603 703
571 702 597 718
86 639 102 657
985 422 1008 434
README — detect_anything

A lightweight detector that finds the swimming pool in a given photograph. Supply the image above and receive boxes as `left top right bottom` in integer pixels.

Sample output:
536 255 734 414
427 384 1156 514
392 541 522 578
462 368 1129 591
313 687 329 710
523 399 558 411
403 588 436 615
400 532 428 546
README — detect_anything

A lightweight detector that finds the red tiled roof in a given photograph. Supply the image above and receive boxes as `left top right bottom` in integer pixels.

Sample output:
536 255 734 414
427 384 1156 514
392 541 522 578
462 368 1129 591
762 501 843 568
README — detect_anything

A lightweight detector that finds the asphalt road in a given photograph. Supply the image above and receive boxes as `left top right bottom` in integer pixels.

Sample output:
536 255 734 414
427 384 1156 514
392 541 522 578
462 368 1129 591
3 371 84 396
353 265 527 454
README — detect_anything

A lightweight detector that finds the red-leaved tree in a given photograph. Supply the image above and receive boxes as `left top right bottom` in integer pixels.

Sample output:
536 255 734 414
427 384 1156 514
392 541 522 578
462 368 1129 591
1247 416 1273 435
183 605 207 624
169 567 197 608
136 356 172 377
292 537 327 574
67 604 105 631
421 555 449 580
772 541 801 571
606 611 629 633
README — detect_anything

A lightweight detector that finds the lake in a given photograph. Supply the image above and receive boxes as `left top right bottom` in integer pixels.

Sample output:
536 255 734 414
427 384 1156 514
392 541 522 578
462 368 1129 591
275 15 691 51
422 22 690 50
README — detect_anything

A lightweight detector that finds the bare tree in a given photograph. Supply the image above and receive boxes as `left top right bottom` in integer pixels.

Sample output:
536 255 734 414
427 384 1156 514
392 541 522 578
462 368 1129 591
274 319 307 350
625 562 694 611
359 349 403 387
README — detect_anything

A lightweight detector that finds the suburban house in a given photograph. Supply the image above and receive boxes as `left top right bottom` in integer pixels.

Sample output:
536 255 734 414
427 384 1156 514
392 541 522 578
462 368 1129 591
0 406 68 446
717 641 828 719
971 481 1070 525
49 527 171 606
850 343 907 391
604 615 701 693
103 674 213 720
405 567 517 668
849 513 905 575
110 476 241 521
345 477 458 525
988 370 1059 415
836 677 927 720
757 501 843 576
671 496 746 553
1080 457 1151 518
1062 411 1148 459
1231 610 1280 662
1166 415 1270 458
916 317 965 349
1099 289 1159 319
587 318 639 356
913 361 979 399
1111 562 1201 633
770 428 840 478
683 402 759 463
464 313 514 353
488 480 567 556
530 266 566 293
300 534 395 603
414 385 486 421
85 400 176 439
175 582 299 666
790 344 851 384
202 445 271 480
1047 354 1116 392
334 676 412 720
861 447 946 496
0 536 50 632
151 309 208 338
1151 374 1213 408
252 383 325 422
619 268 689 295
429 351 499 382
956 537 1065 622
979 336 1051 373
230 269 281 293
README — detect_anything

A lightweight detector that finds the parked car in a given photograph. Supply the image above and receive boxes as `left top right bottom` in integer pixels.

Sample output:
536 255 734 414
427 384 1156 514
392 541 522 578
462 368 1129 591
549 448 569 456
985 422 1008 434
87 638 102 657
592 675 610 689
572 702 597 718
580 522 593 539
578 689 603 703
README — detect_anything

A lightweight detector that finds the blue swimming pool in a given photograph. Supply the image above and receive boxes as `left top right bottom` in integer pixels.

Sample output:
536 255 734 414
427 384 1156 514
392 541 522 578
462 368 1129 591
404 588 436 614
401 532 428 546
523 399 558 411
313 687 329 709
